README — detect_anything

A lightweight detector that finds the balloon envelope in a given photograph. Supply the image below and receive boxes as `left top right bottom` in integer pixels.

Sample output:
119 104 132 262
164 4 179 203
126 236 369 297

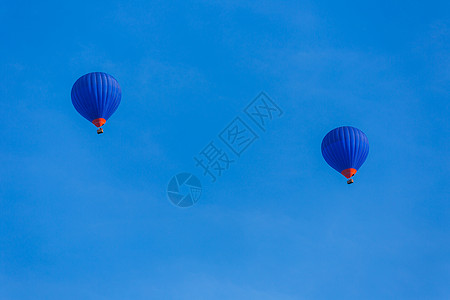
71 72 121 128
321 126 369 179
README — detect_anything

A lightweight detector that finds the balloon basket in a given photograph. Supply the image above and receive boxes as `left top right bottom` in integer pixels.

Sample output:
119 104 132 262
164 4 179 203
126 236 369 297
347 179 354 184
97 128 104 134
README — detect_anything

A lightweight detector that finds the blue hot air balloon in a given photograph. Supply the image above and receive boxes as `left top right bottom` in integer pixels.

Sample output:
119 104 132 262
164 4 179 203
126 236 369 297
71 72 121 134
321 126 369 184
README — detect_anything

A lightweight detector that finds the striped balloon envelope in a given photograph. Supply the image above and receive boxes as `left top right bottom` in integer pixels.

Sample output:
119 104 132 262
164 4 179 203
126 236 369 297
321 126 369 184
71 72 121 134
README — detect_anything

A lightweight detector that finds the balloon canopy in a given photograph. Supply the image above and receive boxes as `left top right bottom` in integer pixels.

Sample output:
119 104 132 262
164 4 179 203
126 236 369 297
321 126 369 182
71 72 121 133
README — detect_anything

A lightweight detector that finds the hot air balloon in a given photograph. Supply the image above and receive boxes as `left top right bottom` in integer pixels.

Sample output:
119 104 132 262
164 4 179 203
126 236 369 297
71 72 121 134
321 126 369 184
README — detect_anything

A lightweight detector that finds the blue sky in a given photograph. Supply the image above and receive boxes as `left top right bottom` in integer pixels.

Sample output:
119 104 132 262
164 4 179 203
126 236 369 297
1 0 449 299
